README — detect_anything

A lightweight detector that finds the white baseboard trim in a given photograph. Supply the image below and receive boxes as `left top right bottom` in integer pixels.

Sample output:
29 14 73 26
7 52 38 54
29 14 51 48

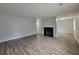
57 32 74 34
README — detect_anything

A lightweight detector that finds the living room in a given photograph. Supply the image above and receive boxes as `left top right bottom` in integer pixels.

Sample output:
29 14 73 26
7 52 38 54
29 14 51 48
0 3 79 55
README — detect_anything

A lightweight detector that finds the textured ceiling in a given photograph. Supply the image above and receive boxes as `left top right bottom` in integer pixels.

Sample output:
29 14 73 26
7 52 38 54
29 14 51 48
0 3 79 18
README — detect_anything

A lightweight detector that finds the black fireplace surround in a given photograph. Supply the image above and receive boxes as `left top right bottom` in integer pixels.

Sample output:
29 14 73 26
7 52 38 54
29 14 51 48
44 27 53 37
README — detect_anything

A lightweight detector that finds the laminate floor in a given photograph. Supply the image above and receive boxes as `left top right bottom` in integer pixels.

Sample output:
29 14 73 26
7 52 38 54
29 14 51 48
0 33 79 55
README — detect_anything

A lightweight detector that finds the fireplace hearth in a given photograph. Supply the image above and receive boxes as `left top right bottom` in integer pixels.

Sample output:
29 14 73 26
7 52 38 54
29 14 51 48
44 27 53 37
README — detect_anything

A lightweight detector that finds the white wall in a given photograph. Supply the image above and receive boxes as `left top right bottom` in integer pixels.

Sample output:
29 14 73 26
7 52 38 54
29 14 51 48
57 18 74 33
73 16 77 40
0 14 36 42
41 17 56 37
74 14 79 43
36 18 42 34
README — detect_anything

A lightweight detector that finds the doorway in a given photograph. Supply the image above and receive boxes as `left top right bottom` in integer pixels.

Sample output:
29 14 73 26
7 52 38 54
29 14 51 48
56 17 74 36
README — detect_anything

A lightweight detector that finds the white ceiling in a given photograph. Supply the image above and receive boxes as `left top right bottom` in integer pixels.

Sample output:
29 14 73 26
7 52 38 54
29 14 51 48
0 3 79 18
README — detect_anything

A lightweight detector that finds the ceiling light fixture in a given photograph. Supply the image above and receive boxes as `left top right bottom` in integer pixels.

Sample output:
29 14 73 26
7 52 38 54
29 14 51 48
59 3 63 6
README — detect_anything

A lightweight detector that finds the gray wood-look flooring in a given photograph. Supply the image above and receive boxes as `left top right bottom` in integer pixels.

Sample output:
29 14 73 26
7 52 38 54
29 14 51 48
0 33 79 55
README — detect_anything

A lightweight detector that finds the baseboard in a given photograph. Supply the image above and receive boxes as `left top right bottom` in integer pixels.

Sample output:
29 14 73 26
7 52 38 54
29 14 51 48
0 33 36 43
57 32 74 34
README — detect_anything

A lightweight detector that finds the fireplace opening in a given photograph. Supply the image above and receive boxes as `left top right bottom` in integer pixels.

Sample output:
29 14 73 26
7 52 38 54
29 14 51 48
44 27 53 37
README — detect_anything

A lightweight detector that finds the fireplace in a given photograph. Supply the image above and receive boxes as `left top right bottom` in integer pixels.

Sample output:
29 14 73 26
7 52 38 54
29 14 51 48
44 27 53 37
